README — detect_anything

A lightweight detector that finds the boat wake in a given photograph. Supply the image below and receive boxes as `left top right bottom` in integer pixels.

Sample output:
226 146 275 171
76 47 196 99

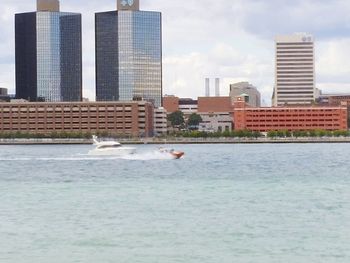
0 151 176 162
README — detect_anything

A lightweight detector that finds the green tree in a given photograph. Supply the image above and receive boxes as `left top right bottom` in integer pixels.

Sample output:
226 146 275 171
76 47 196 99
308 130 317 137
167 111 185 128
187 113 202 129
276 130 286 137
267 131 277 138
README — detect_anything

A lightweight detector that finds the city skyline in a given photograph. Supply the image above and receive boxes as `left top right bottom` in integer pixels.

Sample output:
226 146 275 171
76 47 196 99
1 0 350 105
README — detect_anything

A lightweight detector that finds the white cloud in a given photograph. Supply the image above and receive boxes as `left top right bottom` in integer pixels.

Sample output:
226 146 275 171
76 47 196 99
0 0 350 105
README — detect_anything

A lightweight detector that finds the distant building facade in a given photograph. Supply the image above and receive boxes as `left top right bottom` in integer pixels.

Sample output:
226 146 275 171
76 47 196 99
154 107 167 136
197 97 233 113
0 88 8 96
198 113 233 133
318 94 350 106
163 96 198 115
0 101 154 137
234 96 347 132
273 33 315 106
15 0 82 102
179 98 198 115
198 97 233 132
229 82 261 107
0 88 11 102
95 0 162 107
163 96 179 113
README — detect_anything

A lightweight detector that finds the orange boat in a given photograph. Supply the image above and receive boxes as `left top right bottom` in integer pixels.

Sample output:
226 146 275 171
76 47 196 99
159 148 185 159
170 151 185 159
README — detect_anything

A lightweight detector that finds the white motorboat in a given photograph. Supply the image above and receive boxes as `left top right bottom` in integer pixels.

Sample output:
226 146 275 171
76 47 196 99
89 136 136 156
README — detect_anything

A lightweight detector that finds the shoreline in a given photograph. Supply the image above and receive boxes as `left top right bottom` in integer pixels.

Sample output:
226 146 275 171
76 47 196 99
1 137 350 145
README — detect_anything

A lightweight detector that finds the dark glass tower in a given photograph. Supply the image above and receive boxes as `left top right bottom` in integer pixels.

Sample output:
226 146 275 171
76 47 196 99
96 0 162 107
15 0 82 102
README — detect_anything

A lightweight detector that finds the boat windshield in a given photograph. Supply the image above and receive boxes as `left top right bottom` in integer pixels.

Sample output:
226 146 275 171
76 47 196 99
97 144 122 149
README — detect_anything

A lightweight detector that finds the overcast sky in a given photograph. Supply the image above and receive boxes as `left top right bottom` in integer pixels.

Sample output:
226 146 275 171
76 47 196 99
1 0 350 105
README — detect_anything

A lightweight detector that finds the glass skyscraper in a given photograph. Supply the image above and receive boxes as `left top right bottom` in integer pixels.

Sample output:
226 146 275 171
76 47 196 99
96 0 162 107
15 0 82 102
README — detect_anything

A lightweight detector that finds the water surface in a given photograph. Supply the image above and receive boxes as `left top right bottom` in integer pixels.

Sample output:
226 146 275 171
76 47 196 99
0 144 349 263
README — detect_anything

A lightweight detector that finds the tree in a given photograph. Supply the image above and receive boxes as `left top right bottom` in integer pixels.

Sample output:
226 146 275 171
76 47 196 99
187 113 202 130
267 131 277 138
167 111 185 128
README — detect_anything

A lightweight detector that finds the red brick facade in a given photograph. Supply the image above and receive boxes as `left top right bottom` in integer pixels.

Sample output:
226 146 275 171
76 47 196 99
197 97 233 113
163 96 179 113
0 101 154 137
234 98 348 132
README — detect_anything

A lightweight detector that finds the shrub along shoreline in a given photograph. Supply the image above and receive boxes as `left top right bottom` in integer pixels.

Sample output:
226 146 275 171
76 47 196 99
0 129 349 139
170 129 350 138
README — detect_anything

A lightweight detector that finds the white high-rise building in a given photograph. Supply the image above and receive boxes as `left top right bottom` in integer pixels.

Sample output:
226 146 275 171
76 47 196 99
273 33 315 106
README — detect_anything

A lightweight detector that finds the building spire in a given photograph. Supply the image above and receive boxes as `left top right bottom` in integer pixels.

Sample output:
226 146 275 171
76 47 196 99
37 0 60 12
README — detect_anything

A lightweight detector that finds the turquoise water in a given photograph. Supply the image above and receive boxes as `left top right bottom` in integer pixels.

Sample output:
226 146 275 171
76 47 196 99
0 144 350 263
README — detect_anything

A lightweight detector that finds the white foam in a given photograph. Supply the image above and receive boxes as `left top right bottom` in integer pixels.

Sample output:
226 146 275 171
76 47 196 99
0 150 180 162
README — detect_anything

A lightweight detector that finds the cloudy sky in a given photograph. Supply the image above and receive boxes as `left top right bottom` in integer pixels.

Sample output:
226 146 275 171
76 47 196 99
1 0 350 105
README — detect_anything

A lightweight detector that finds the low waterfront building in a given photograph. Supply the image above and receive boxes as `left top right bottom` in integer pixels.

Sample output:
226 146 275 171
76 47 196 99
198 96 233 132
198 113 233 133
0 101 154 137
164 96 234 132
233 96 348 132
154 107 167 136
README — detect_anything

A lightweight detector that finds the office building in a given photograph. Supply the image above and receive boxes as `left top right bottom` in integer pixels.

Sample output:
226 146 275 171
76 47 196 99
273 33 315 106
96 0 162 107
15 0 82 102
234 96 347 132
0 101 154 137
229 82 261 107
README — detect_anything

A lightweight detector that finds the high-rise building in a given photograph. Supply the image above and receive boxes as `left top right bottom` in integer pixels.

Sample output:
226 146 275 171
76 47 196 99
273 33 315 106
15 0 82 102
230 82 261 107
95 0 162 107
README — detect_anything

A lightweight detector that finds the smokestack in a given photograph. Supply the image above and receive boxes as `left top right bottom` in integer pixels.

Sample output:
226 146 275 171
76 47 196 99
215 78 220 97
37 0 60 12
205 78 210 97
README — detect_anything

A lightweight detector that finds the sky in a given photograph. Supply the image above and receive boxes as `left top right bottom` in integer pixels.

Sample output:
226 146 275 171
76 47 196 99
1 0 350 105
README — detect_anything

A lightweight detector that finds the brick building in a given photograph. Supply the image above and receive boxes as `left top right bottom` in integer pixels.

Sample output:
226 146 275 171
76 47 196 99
0 101 154 137
197 97 233 113
234 96 348 132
